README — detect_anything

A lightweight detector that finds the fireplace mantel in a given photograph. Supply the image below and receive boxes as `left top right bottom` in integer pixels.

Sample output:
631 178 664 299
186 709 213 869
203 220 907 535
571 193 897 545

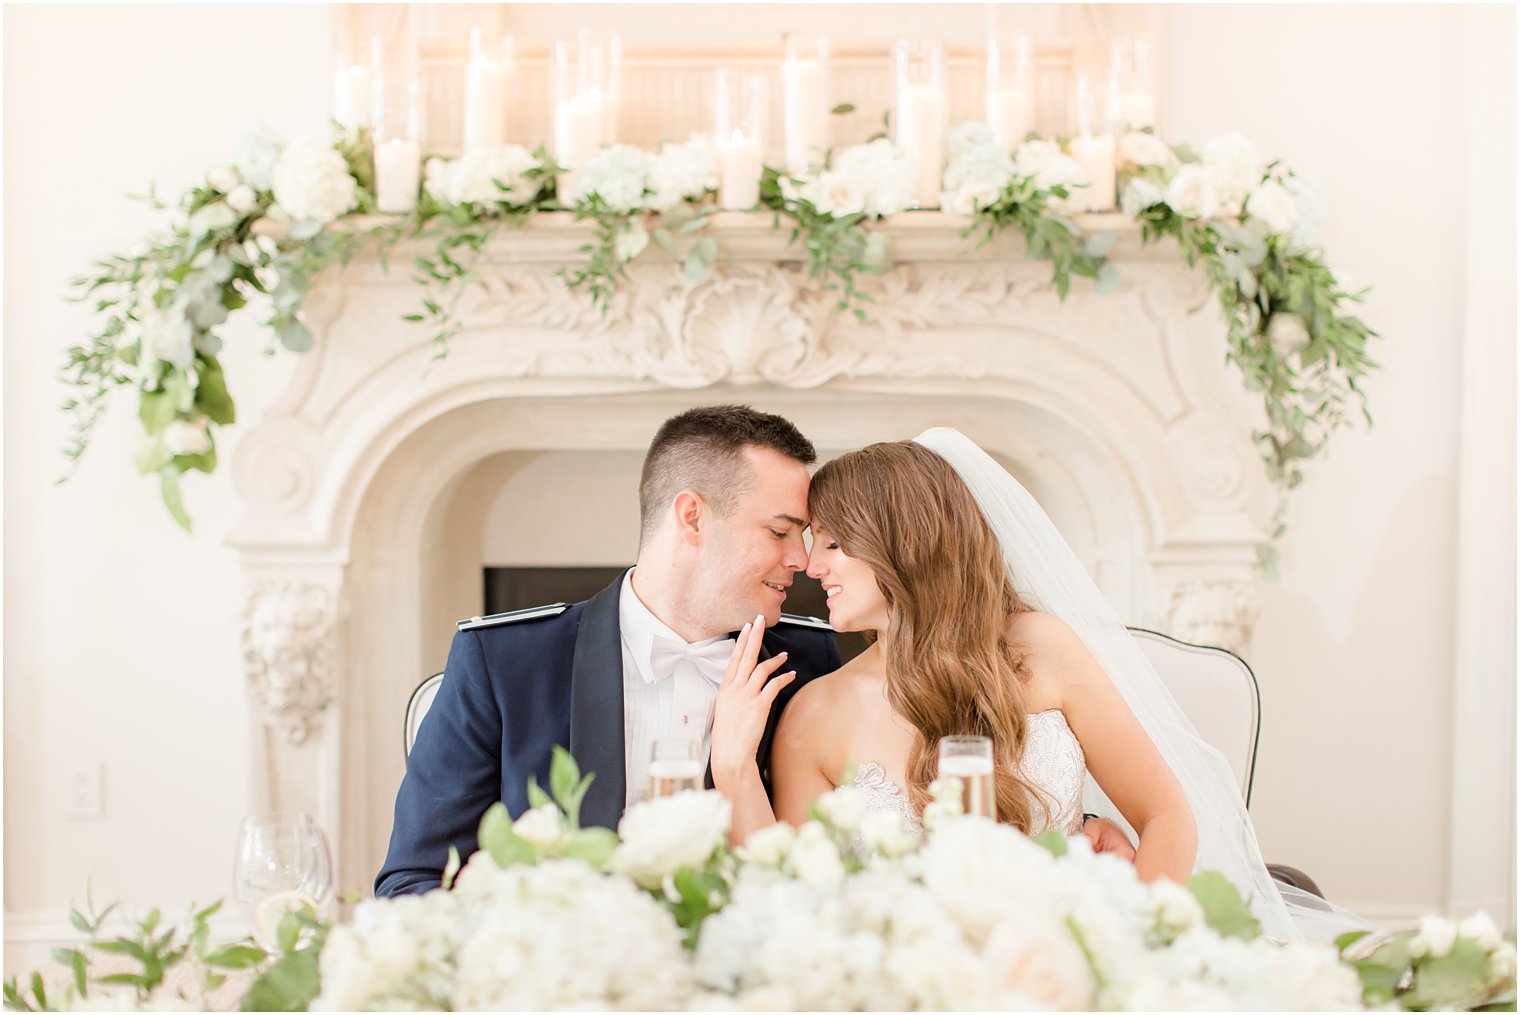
228 209 1274 891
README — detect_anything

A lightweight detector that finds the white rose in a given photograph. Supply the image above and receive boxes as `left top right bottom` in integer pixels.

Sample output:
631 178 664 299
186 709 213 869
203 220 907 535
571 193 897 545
1458 911 1505 952
948 121 997 158
1245 179 1298 235
859 808 917 858
430 145 541 207
982 914 1097 1010
834 139 916 217
809 170 865 218
512 803 565 849
787 823 845 890
1117 131 1178 170
232 120 284 191
737 821 795 867
1013 139 1084 193
813 786 869 831
1121 177 1164 217
162 418 213 457
1267 313 1311 357
271 138 358 225
1150 877 1206 936
139 302 196 370
206 164 239 194
226 185 259 215
941 181 1003 215
1164 164 1221 220
611 790 729 888
188 201 237 238
1412 915 1458 958
1201 132 1261 216
612 220 649 262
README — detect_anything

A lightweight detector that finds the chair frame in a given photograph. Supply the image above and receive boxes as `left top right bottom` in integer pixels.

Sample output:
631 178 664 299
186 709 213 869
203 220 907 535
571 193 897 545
1127 626 1262 809
404 671 444 763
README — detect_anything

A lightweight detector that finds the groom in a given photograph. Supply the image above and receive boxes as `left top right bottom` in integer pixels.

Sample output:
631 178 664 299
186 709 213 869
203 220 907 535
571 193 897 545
376 404 1135 897
375 405 840 897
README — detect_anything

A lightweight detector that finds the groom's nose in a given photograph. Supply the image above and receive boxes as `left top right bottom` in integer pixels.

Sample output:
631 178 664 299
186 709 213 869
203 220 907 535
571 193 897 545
781 531 808 572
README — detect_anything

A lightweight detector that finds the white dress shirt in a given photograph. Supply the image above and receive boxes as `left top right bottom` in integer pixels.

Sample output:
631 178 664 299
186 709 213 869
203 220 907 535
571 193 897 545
618 570 736 808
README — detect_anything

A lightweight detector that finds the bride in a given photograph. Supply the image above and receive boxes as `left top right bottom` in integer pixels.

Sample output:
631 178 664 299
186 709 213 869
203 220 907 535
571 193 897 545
712 427 1339 942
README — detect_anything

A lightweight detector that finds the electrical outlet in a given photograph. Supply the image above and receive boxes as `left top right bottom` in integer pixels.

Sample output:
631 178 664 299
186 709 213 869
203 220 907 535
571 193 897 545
66 763 102 820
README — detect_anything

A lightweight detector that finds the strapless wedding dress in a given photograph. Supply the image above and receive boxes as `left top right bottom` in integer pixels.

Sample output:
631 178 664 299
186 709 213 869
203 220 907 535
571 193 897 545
852 710 1087 835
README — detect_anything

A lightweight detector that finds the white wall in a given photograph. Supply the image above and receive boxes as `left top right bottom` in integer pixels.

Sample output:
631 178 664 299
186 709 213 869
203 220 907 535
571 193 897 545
4 3 1513 971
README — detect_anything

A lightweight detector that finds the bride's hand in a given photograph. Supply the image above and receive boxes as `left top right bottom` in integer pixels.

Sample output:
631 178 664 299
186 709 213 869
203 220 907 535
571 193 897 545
710 614 796 790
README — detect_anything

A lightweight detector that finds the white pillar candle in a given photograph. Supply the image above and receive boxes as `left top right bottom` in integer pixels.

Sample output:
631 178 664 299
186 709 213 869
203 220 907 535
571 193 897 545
986 87 1033 150
334 65 372 129
716 130 764 210
555 91 605 168
1122 91 1156 131
1067 135 1117 212
463 56 511 150
782 58 827 172
896 82 946 209
374 138 421 213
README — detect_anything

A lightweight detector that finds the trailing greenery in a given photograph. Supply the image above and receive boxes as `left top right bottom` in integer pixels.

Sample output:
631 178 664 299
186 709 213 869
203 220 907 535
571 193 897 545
62 124 1379 541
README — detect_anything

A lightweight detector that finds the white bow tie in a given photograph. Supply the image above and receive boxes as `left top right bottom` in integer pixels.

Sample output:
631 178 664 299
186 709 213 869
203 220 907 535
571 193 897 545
647 635 735 688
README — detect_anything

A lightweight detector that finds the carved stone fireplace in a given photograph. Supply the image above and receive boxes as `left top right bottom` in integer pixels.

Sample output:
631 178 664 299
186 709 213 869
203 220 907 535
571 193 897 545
228 211 1274 893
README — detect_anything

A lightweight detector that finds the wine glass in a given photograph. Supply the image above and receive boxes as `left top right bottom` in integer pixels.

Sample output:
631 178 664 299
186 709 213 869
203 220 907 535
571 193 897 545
937 736 997 820
648 739 703 800
232 813 333 947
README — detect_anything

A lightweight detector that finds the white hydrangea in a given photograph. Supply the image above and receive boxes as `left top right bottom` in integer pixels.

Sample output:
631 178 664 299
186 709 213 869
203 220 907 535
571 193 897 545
858 807 918 858
611 790 729 889
1121 176 1165 217
425 144 542 207
1411 914 1459 958
270 138 358 226
787 821 847 891
448 859 692 1010
231 120 284 192
138 300 196 371
941 126 1014 215
1012 139 1086 195
569 143 653 212
313 890 461 1011
813 785 869 832
736 821 795 867
647 137 718 211
1283 170 1327 250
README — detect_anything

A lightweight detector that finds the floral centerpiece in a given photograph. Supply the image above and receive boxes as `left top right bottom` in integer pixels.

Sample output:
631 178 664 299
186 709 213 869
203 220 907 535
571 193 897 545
8 751 1512 1012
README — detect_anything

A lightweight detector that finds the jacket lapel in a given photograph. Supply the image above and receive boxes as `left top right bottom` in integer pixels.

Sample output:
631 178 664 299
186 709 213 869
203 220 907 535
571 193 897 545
570 578 627 831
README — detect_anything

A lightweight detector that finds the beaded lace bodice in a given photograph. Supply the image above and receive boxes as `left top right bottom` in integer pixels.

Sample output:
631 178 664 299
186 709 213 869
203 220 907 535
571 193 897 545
850 710 1087 835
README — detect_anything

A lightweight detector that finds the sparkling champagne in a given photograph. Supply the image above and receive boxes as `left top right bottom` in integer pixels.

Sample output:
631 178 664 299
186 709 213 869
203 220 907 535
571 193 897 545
648 759 703 799
939 754 997 820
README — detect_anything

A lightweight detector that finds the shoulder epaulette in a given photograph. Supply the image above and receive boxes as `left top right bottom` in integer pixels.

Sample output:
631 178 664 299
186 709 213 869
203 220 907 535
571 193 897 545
776 612 834 632
457 603 569 631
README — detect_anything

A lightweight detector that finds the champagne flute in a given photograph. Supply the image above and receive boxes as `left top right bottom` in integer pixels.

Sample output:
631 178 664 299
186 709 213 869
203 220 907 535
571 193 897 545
648 739 703 799
232 813 333 947
938 736 997 820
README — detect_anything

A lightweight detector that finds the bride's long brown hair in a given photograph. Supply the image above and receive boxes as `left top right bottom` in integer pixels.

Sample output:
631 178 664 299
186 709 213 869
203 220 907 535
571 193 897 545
808 441 1051 830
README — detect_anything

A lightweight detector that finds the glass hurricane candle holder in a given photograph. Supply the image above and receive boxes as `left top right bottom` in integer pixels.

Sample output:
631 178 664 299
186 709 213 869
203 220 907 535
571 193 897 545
894 39 947 210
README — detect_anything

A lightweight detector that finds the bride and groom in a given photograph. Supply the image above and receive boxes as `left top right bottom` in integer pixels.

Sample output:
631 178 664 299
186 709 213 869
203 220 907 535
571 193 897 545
377 404 1319 940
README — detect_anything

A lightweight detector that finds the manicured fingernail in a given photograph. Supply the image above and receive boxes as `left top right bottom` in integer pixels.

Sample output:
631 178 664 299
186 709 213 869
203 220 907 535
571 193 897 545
755 613 764 626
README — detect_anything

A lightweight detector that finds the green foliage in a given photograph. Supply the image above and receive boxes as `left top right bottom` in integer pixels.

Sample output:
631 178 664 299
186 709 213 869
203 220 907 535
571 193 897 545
1337 928 1519 1011
1184 870 1262 940
965 175 1107 300
760 166 885 323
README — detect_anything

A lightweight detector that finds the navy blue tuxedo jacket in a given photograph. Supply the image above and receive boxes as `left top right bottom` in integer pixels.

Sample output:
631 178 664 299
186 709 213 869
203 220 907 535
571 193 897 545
375 576 841 897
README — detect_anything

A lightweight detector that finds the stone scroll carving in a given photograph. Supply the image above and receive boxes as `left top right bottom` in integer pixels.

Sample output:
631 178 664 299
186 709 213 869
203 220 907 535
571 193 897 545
241 580 339 743
1162 577 1259 655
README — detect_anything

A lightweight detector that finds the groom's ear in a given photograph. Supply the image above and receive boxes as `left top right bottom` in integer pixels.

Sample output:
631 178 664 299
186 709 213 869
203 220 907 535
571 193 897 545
672 490 705 545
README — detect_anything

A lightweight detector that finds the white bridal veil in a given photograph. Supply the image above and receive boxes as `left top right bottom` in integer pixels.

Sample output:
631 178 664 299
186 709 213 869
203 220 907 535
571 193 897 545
913 427 1359 943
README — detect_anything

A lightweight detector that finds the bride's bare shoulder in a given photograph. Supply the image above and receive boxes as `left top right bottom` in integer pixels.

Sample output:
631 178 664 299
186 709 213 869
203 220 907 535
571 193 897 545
1008 609 1080 650
779 656 872 736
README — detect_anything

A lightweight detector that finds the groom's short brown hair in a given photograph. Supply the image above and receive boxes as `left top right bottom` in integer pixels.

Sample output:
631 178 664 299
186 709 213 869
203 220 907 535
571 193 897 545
639 405 816 543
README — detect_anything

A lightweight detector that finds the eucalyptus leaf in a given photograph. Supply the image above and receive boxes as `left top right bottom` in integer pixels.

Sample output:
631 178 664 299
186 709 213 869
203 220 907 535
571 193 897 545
240 948 321 1013
1083 230 1118 258
478 802 536 867
159 467 191 532
277 320 314 353
1029 830 1068 856
1185 870 1261 940
1093 264 1123 296
682 255 708 283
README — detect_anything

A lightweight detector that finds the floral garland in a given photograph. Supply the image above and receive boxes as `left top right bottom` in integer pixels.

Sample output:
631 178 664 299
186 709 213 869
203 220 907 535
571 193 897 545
7 752 1513 1011
63 121 1376 536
